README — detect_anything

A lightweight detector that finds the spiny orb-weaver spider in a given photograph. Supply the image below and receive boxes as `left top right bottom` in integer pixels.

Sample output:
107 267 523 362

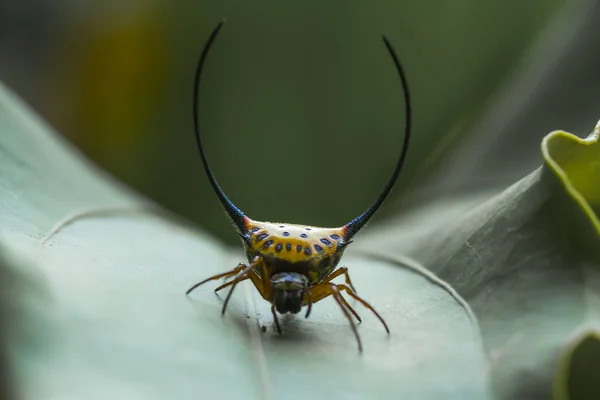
186 20 411 352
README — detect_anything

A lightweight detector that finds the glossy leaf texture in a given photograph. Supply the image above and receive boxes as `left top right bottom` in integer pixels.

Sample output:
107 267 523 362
0 80 598 399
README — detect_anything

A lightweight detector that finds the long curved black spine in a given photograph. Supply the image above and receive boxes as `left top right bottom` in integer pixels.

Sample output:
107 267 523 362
343 35 412 241
193 20 247 233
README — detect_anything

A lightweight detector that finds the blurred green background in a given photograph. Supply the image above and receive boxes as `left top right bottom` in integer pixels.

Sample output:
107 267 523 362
3 0 597 244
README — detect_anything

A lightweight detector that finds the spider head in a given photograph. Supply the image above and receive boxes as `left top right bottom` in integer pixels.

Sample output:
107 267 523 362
271 272 309 314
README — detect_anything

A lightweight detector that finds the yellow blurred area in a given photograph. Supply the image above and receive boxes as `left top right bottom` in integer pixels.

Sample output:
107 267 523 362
50 5 168 173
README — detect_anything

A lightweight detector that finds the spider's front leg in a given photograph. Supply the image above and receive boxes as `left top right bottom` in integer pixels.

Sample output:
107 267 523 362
308 283 363 352
186 263 247 295
186 257 268 316
319 267 358 293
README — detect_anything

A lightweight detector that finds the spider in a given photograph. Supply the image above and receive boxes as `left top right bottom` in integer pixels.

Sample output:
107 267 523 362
186 20 411 352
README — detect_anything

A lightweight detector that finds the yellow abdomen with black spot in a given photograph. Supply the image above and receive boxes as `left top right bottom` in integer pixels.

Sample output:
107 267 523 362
242 217 348 285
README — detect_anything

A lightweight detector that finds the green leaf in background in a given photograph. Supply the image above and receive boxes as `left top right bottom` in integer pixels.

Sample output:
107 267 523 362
29 0 568 245
357 122 600 399
0 83 599 400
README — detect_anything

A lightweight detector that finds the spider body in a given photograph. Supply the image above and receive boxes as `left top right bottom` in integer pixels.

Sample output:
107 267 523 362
186 20 412 352
240 219 350 316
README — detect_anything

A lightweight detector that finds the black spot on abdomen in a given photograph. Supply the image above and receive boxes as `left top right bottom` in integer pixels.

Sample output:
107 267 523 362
257 233 269 241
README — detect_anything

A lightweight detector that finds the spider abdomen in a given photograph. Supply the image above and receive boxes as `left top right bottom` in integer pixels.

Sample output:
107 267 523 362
242 218 347 285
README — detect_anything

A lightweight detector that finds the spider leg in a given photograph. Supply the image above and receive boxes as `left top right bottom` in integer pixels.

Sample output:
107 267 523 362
186 263 246 295
338 293 362 323
223 259 276 332
214 258 268 294
258 261 273 300
304 289 313 318
270 304 282 334
337 285 390 335
318 267 345 284
341 269 358 294
306 280 361 322
336 285 389 333
308 283 363 352
215 276 249 293
319 267 358 293
220 257 263 315
337 285 389 333
250 263 281 332
310 283 389 333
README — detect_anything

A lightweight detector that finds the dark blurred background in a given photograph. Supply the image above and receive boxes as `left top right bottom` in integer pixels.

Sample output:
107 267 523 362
1 0 599 244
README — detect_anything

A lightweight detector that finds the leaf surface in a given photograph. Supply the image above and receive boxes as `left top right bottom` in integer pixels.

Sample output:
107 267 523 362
1 82 599 399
